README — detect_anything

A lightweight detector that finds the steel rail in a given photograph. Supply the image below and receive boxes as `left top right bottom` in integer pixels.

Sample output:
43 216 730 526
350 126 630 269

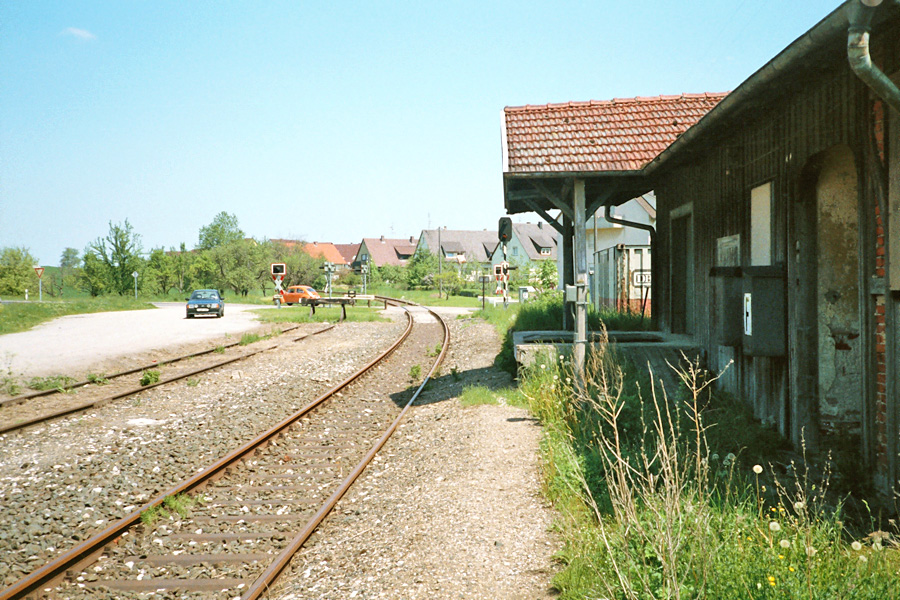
0 324 306 408
0 324 335 435
0 304 414 600
242 299 450 600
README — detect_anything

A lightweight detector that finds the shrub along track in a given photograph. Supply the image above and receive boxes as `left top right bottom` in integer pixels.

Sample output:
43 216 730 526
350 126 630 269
0 298 448 600
0 324 332 434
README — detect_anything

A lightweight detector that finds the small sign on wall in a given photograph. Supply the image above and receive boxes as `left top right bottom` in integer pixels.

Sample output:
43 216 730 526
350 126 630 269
743 293 752 336
631 270 651 287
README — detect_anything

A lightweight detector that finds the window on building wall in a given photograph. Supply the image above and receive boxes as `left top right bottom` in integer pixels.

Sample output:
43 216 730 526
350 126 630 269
540 247 550 255
511 247 518 256
750 182 773 266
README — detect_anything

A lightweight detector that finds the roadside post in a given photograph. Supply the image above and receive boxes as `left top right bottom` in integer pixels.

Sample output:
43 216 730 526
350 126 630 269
479 274 490 310
320 262 336 298
361 261 369 295
33 266 44 302
132 271 138 300
271 263 286 308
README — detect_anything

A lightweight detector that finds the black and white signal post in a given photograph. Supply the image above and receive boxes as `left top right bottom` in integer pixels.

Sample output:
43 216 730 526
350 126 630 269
271 263 286 307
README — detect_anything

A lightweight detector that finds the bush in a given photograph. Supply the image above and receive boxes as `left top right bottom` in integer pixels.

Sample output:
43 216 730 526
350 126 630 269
517 344 900 599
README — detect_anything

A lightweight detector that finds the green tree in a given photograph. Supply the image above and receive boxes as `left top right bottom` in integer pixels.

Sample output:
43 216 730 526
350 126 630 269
79 250 108 296
59 247 81 294
434 270 463 299
0 247 39 296
144 247 179 296
405 248 438 289
87 220 145 295
536 259 559 292
198 212 244 250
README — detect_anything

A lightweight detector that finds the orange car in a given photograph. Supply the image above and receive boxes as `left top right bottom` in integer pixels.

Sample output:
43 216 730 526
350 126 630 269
278 285 320 305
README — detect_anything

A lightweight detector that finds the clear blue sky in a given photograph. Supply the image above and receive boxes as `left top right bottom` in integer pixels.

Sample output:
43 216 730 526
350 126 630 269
1 0 842 265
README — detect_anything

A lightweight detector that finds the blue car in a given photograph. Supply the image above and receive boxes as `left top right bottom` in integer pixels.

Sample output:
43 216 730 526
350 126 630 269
186 289 225 318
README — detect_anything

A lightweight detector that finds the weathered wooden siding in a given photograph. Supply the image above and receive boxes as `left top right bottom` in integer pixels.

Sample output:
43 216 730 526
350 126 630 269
653 45 886 467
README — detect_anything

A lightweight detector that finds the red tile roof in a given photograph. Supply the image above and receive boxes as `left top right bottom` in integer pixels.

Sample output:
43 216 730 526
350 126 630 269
333 243 359 265
502 93 728 173
302 242 347 265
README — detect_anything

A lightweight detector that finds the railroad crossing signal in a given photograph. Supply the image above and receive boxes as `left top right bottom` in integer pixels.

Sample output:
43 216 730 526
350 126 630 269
271 263 286 294
498 217 512 243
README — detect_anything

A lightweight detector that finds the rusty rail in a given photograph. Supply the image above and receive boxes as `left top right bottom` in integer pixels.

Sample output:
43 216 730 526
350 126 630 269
0 304 414 600
0 324 334 435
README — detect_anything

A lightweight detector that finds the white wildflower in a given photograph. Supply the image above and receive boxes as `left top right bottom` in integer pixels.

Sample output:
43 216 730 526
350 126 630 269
779 539 791 549
753 465 763 474
851 541 863 551
769 521 782 532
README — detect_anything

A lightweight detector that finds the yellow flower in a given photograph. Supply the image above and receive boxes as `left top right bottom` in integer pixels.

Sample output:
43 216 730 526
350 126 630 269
778 554 784 560
768 576 776 586
789 566 795 572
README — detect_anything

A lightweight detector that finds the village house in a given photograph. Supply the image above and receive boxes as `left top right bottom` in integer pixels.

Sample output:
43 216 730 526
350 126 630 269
416 228 498 276
356 236 417 268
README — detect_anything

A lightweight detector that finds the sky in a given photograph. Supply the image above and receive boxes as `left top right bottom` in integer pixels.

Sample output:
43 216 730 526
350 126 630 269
1 0 844 266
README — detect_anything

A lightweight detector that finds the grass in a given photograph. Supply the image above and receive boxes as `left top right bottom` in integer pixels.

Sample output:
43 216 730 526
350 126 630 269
239 332 262 345
139 370 160 386
27 374 76 391
511 344 900 599
409 364 422 381
459 385 500 406
252 305 388 324
475 292 654 374
140 493 202 526
86 372 108 385
0 296 156 335
367 286 483 308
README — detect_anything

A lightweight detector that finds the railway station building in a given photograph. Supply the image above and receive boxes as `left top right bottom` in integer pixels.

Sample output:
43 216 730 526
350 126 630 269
500 0 900 496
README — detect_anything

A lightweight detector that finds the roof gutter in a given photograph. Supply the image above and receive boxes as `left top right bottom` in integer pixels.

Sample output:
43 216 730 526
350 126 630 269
847 0 900 114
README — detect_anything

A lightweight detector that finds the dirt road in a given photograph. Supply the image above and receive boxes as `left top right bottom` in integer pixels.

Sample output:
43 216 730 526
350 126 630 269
0 302 275 381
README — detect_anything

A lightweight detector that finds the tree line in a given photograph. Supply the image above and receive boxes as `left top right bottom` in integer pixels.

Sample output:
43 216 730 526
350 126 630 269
0 213 327 298
0 212 559 299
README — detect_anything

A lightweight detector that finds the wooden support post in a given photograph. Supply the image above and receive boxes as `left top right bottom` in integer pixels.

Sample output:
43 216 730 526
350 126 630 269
574 178 588 374
340 303 347 322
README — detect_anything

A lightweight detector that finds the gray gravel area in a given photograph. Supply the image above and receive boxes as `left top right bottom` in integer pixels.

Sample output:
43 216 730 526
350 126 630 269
0 311 560 599
0 320 406 586
272 316 559 600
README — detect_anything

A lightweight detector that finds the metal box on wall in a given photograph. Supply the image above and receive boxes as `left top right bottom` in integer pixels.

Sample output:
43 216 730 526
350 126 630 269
742 265 786 356
709 266 743 347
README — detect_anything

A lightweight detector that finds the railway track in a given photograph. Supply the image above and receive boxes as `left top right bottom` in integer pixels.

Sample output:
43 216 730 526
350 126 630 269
0 298 448 600
0 324 333 434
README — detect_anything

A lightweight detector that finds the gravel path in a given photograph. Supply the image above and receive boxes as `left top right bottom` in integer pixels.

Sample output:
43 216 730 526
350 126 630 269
0 309 560 598
0 302 276 382
272 316 559 600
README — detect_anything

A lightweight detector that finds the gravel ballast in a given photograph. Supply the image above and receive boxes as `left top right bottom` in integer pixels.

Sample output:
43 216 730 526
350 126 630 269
0 310 559 598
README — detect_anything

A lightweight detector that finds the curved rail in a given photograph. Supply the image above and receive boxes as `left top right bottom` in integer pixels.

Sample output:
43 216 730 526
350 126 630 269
0 324 334 435
0 300 424 600
243 299 450 599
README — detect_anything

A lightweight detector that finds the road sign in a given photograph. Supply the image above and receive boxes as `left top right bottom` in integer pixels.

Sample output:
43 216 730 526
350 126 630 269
34 267 44 278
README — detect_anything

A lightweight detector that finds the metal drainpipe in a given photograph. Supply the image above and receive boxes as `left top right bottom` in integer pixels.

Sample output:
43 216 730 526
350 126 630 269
847 0 900 114
604 205 656 246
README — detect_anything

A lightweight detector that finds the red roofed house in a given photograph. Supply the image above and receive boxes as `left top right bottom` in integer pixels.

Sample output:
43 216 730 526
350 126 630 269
334 243 360 266
302 242 347 267
501 94 726 365
357 236 418 268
